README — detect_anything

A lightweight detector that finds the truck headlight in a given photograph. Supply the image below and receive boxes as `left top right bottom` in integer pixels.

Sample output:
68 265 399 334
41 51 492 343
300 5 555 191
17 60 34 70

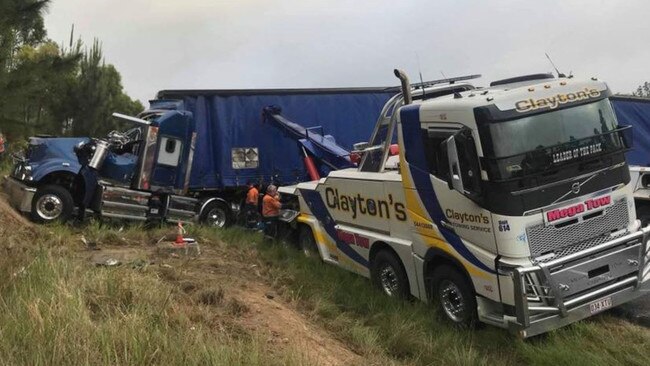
13 164 33 182
24 165 33 181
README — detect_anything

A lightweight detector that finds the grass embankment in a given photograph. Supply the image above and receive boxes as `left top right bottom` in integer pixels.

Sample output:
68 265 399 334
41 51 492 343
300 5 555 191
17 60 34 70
257 237 650 365
0 223 309 365
0 187 648 365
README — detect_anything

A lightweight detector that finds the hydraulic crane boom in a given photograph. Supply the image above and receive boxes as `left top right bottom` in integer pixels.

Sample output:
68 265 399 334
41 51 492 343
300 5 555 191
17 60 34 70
262 106 355 179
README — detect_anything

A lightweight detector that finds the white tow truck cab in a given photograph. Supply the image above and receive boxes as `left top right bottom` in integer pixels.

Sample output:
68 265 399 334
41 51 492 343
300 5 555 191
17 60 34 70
281 71 650 337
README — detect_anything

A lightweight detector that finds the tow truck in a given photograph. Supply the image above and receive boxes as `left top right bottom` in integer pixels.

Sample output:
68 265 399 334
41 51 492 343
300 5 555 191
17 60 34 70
281 70 650 337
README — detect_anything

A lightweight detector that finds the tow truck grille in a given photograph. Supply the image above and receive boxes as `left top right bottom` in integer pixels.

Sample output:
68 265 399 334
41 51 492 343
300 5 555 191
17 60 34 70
527 198 629 261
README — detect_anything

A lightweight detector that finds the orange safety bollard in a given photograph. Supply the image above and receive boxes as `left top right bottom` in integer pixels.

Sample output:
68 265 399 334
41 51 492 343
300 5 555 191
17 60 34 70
175 220 185 246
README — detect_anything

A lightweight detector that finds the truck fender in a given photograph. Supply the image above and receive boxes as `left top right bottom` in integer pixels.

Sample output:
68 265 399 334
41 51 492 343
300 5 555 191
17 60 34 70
199 197 231 217
422 247 476 299
32 159 81 182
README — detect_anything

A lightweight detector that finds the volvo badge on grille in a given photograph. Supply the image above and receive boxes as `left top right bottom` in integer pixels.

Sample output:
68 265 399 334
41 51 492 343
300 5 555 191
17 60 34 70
571 182 581 194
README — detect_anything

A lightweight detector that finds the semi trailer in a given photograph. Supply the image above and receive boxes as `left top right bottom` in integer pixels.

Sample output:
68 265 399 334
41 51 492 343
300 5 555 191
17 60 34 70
3 88 394 225
281 71 650 337
611 95 650 224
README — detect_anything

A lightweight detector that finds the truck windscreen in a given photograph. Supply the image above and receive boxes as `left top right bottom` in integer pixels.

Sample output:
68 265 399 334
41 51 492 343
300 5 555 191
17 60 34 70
478 99 632 181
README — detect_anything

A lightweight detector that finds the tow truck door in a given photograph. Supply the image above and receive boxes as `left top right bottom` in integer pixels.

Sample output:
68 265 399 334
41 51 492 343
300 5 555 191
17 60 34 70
150 111 195 192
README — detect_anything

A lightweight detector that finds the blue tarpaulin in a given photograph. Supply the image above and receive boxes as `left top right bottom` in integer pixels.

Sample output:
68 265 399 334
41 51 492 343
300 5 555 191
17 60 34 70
611 96 650 166
155 89 396 190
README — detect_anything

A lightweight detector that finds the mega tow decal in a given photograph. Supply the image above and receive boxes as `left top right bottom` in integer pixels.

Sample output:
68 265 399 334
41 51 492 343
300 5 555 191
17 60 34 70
544 195 612 225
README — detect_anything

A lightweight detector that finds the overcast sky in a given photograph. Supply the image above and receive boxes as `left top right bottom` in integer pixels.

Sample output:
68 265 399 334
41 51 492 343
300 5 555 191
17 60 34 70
44 0 650 104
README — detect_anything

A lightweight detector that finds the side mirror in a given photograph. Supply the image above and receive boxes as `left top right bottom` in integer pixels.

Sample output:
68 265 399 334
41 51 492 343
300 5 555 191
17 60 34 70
445 135 465 193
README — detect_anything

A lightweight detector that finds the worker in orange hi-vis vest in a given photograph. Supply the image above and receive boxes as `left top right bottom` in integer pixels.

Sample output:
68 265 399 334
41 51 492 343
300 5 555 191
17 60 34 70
244 180 260 228
262 184 282 237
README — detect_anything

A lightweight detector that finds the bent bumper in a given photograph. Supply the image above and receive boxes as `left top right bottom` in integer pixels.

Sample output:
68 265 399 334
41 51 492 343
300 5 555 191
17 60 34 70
508 227 650 338
2 176 35 213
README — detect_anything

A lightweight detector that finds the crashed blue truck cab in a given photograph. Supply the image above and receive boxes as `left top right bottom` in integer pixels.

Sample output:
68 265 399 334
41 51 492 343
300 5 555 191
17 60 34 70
3 88 394 225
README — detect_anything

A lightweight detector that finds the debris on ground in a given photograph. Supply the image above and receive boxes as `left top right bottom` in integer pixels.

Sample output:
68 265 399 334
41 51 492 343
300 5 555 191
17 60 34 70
156 240 201 257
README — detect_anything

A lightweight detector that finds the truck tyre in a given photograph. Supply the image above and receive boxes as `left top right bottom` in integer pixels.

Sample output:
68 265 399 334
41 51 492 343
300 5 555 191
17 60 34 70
299 225 319 258
200 201 231 228
31 185 74 224
371 250 410 299
431 265 477 327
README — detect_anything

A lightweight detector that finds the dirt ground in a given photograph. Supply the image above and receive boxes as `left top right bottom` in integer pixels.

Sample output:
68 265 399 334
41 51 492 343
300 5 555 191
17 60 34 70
135 241 362 366
0 193 362 366
0 191 33 228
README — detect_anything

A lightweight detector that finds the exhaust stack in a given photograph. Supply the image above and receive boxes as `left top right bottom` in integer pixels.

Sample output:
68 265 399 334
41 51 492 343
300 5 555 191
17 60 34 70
394 69 412 105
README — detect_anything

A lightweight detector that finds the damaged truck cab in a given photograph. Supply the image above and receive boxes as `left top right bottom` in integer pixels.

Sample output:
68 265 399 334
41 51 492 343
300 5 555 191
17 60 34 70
283 71 650 337
4 107 200 224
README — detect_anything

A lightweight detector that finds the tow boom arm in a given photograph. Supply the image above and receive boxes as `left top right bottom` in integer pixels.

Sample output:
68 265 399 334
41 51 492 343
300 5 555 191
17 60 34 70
262 106 355 179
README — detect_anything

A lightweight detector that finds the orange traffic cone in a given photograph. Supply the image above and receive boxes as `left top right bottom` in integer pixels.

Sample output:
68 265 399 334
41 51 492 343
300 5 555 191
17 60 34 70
175 221 185 246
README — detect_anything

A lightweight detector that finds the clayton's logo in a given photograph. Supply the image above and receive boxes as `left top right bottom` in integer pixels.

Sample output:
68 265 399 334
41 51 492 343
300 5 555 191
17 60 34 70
545 195 611 223
515 88 602 113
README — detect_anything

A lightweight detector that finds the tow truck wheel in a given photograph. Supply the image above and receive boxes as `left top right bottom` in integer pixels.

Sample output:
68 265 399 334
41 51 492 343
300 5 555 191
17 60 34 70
371 250 410 299
31 185 74 224
431 265 477 327
200 201 231 229
298 225 319 258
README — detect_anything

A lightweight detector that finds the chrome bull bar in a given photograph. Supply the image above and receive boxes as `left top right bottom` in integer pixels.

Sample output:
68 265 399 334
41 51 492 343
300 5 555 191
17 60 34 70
510 226 650 336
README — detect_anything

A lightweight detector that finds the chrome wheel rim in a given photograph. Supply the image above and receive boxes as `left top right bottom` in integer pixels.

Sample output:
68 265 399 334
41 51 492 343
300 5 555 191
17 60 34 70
36 194 63 220
439 280 465 322
379 265 399 296
207 208 226 228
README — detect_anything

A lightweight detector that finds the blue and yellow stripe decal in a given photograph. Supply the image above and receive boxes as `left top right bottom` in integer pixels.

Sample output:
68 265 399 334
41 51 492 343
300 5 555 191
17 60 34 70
399 104 495 276
298 189 369 268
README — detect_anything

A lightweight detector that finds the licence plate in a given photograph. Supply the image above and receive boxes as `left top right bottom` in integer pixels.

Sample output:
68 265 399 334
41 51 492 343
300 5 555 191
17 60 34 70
589 297 612 314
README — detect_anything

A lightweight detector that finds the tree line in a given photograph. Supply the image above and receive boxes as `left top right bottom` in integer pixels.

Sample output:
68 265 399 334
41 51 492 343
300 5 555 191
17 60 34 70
0 0 143 142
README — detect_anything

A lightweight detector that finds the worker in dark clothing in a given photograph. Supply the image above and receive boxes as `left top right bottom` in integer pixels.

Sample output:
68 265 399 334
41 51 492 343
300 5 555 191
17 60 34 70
262 184 282 237
244 181 260 228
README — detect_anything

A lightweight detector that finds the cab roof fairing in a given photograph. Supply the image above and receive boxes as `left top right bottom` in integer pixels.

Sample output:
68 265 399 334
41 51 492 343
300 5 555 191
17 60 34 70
414 78 609 113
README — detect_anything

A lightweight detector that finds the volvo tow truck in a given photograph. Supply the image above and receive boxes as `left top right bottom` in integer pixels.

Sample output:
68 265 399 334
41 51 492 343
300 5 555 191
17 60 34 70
282 70 650 337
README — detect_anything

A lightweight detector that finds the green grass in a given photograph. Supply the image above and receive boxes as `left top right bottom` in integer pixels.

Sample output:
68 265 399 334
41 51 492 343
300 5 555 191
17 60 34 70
0 140 25 175
224 228 650 366
0 223 308 365
0 156 12 176
0 216 648 365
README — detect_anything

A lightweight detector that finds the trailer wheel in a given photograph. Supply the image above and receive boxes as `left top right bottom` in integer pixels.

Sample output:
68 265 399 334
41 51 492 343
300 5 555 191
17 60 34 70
431 265 477 327
200 201 231 228
299 225 319 257
31 185 74 224
371 250 410 299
